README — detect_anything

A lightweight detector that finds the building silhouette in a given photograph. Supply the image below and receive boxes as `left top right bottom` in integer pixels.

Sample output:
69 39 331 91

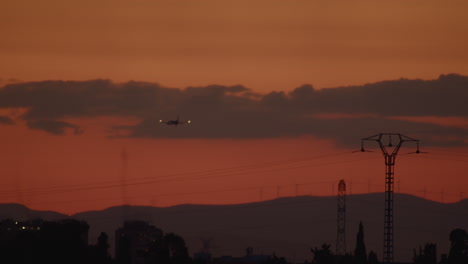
0 218 89 264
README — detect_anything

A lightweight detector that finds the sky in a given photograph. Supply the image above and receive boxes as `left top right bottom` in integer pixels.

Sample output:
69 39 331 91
0 0 467 215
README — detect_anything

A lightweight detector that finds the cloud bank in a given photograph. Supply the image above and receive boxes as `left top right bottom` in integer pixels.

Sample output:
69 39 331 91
0 74 467 146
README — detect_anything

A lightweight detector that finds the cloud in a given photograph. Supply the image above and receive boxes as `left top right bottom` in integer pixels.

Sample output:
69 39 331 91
0 116 15 125
27 119 82 135
1 74 467 146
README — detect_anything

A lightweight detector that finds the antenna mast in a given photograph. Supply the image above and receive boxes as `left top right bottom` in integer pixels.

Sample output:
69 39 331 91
336 179 346 255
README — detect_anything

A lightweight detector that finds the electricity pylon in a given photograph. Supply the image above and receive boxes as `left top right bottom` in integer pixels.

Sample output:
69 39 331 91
360 133 420 264
336 179 346 255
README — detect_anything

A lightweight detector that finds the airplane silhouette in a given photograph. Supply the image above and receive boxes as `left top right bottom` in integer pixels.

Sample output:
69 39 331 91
159 115 191 126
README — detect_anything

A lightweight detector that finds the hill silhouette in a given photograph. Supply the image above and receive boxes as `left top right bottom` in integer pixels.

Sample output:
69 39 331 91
0 203 67 220
1 193 467 263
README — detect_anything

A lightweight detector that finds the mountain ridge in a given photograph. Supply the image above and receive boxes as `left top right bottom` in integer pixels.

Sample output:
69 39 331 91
1 193 467 263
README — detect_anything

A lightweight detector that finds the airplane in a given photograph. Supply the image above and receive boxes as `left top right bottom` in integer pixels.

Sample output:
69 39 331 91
158 115 191 126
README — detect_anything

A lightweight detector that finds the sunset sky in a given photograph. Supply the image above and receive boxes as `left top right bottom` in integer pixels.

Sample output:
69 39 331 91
0 0 467 215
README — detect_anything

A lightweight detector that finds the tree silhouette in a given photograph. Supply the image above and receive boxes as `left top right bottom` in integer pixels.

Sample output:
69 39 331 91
89 232 112 264
439 254 448 264
448 229 468 264
116 233 132 264
413 243 436 264
266 253 288 264
311 244 333 264
165 233 191 264
368 251 378 264
146 232 191 264
354 222 367 264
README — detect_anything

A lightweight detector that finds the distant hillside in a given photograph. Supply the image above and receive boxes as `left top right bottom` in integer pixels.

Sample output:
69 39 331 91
0 203 67 220
1 194 467 263
72 193 468 263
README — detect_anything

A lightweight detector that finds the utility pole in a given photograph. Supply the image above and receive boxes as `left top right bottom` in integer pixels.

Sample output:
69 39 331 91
360 133 420 264
336 179 346 255
121 147 129 222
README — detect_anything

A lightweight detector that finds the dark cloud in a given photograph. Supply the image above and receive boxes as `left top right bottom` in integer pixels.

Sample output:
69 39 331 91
1 74 467 146
0 116 15 125
27 120 82 135
124 115 467 147
308 74 468 117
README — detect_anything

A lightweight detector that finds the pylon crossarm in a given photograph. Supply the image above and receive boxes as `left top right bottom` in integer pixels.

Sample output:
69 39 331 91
400 134 418 141
362 134 382 141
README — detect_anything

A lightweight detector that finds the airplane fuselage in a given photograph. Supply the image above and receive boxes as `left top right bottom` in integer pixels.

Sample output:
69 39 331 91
159 117 190 126
166 120 179 126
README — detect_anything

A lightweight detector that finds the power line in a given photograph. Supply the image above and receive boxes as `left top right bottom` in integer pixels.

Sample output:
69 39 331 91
0 151 364 199
3 146 466 213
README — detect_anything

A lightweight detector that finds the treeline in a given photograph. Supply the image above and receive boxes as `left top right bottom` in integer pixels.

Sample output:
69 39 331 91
0 218 466 264
309 222 468 264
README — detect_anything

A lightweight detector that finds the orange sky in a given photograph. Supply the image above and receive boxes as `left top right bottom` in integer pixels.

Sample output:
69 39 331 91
0 119 465 215
0 0 467 215
1 0 468 91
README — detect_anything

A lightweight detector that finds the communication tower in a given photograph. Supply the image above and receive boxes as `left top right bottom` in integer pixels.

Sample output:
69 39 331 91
336 179 346 255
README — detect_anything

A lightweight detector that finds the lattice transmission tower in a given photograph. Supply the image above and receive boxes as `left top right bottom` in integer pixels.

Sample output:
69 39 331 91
336 179 347 255
359 133 421 264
